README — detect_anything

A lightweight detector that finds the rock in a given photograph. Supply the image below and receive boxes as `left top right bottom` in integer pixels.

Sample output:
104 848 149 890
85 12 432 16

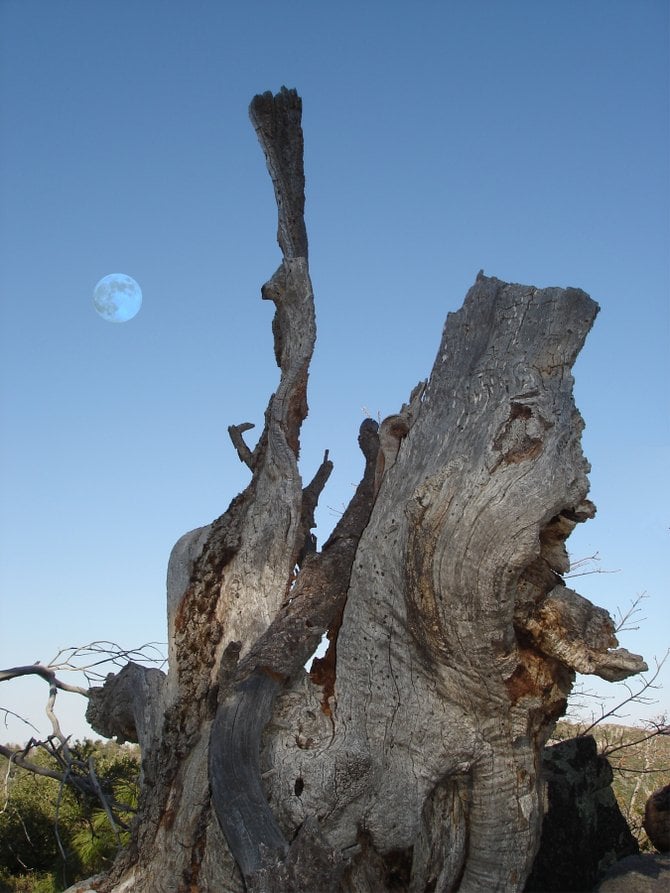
525 735 638 892
594 853 670 892
643 784 670 852
61 876 106 893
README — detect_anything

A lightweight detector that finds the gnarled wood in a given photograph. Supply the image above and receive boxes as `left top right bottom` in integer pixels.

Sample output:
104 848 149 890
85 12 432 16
84 90 646 893
208 418 380 885
261 275 647 892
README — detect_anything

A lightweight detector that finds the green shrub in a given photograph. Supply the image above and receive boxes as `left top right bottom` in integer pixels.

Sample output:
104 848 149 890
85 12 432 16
0 740 139 891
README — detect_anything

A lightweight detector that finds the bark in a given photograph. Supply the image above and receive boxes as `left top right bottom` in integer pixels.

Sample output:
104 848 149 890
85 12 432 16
84 88 647 893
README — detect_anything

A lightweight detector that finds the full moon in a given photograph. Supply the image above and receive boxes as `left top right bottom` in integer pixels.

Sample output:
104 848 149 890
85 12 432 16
93 273 142 323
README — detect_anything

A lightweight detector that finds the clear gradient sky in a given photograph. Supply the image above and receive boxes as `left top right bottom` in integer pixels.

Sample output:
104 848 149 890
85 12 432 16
1 1 668 742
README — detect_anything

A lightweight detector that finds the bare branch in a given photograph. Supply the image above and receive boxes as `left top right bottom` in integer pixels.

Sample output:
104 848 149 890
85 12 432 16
604 722 670 759
228 421 258 469
1 663 87 777
46 640 167 683
0 664 88 696
1 741 83 788
614 592 648 634
88 755 123 847
54 774 69 863
1 706 40 734
565 551 621 579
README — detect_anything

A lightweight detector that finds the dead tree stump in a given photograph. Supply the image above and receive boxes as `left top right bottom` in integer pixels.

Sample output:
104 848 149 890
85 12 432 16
86 87 646 893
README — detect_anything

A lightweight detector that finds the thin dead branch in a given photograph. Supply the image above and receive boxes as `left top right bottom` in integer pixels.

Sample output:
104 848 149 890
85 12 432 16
566 552 620 579
602 717 669 759
0 664 88 696
88 755 124 845
46 640 167 683
1 707 40 734
613 592 649 634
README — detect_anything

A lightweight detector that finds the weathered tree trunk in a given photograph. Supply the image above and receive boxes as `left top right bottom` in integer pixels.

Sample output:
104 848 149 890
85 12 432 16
85 88 646 893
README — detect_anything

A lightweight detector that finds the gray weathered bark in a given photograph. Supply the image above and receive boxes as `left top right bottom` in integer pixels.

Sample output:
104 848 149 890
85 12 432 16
84 87 646 893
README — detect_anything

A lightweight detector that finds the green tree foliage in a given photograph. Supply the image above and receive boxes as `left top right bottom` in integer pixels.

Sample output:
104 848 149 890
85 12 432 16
0 740 139 893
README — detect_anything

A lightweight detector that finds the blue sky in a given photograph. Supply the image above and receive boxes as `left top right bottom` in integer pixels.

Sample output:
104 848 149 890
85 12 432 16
1 1 668 741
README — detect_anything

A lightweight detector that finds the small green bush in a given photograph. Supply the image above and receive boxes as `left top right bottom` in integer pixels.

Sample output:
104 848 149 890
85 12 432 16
0 740 139 892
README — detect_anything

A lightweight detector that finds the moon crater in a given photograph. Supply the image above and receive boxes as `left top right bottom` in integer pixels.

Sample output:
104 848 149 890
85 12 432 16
93 274 142 323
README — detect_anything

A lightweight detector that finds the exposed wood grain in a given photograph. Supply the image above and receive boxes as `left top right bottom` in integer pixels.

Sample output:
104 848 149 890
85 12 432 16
82 92 647 893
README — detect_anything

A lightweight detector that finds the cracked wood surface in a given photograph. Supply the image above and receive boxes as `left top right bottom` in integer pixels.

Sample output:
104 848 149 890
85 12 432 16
84 91 646 893
262 275 646 892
